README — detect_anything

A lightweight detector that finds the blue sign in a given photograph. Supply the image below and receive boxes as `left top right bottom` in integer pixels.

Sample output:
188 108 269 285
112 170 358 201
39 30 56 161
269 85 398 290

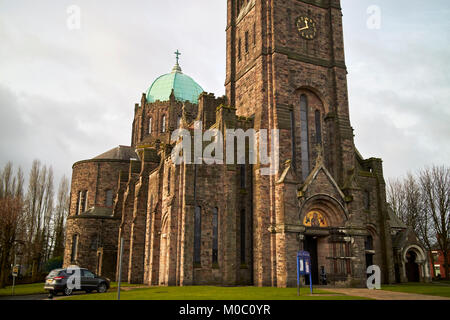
297 251 313 295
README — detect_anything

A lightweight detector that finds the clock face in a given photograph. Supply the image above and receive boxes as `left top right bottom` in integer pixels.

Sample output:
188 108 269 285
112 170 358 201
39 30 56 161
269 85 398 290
296 16 317 40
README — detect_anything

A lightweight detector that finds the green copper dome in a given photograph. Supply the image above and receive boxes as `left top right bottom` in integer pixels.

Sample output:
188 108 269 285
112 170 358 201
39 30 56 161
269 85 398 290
146 52 204 104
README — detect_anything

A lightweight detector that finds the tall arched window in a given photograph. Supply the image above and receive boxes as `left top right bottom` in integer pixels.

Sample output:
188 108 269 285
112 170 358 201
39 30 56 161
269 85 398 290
365 235 375 269
71 234 79 262
212 208 219 265
315 110 322 145
245 31 249 53
240 209 246 264
290 109 296 169
194 206 202 265
365 235 374 251
363 191 371 210
161 115 166 133
75 191 81 216
77 190 88 215
148 118 152 134
300 95 310 181
238 37 242 60
105 190 113 207
240 164 246 189
167 167 171 195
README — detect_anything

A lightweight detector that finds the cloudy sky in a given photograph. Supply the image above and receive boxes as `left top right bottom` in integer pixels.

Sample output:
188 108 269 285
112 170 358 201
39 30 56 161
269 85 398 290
0 0 449 186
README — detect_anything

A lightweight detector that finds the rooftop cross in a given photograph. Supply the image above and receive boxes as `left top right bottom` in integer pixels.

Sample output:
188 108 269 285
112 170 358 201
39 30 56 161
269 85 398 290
174 49 181 64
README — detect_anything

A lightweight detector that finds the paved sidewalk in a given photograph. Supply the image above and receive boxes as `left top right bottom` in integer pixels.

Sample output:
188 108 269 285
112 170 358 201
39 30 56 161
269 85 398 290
322 288 450 300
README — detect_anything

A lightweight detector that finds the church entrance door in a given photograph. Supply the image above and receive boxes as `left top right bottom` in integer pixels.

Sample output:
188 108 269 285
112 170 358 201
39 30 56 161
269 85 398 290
304 236 319 285
405 251 420 282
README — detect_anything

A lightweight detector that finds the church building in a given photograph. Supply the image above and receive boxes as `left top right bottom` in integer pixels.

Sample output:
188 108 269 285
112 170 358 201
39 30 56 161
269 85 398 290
63 0 430 287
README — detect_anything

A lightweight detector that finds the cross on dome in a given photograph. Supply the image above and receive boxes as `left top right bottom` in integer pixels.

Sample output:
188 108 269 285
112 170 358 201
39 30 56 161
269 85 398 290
174 49 181 64
172 49 183 73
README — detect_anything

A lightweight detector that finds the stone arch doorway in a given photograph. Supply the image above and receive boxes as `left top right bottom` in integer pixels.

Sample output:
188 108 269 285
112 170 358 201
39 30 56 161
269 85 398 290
299 195 348 285
402 245 428 283
405 250 420 282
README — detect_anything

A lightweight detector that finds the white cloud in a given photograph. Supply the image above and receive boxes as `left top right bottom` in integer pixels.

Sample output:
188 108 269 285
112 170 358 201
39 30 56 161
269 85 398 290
0 0 448 185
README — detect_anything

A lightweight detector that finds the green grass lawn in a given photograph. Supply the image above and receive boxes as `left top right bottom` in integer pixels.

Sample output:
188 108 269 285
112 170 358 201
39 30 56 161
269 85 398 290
8 282 448 300
0 282 140 297
0 282 46 296
62 286 368 300
382 282 450 298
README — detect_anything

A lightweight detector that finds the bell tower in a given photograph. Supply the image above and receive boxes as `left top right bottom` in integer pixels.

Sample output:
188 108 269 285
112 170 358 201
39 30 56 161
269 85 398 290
226 0 359 287
226 0 354 179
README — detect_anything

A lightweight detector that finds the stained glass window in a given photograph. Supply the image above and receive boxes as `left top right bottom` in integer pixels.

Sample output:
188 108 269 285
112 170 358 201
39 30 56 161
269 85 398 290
315 110 322 145
300 95 310 181
194 206 202 265
212 208 219 264
240 209 246 264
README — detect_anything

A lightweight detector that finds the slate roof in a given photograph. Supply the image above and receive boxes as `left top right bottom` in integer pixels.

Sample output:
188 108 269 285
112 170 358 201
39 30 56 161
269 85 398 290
93 145 137 161
388 207 407 229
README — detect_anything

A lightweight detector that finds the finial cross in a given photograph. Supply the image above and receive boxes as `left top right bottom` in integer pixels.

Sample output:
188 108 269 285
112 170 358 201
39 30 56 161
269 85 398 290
174 49 181 64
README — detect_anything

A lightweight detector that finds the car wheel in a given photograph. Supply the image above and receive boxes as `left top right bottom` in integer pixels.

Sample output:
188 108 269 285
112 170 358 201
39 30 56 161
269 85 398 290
97 283 107 293
64 287 73 296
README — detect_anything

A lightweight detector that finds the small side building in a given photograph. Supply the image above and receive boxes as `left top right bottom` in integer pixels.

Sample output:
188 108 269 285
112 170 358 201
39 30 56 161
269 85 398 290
63 146 137 279
390 210 431 283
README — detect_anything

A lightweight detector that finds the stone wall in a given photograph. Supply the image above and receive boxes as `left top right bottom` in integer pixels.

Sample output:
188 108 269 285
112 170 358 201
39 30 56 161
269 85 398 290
63 159 130 279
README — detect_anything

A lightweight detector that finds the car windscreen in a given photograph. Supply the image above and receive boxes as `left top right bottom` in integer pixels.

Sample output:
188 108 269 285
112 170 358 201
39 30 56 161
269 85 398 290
47 270 62 278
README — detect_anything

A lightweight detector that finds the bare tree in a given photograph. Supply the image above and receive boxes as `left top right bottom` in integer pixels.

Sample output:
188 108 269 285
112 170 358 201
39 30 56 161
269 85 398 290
0 162 24 288
1 160 68 285
24 160 55 281
388 172 436 276
51 176 70 258
419 166 450 279
387 178 407 223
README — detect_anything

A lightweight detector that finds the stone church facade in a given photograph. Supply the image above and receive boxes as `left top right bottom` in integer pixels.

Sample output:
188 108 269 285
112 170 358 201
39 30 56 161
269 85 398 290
63 0 430 287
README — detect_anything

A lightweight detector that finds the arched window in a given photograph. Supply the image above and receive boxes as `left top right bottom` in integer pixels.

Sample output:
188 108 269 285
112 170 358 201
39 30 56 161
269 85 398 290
148 118 152 134
194 206 202 265
300 95 310 181
71 234 79 262
365 235 375 269
240 164 246 189
315 110 322 145
167 167 171 195
105 190 113 207
363 191 370 210
90 233 99 250
161 115 166 133
245 31 249 53
212 208 219 264
83 191 88 212
77 190 88 215
240 208 246 264
75 191 81 216
238 37 242 60
365 235 374 251
290 109 296 169
85 191 89 211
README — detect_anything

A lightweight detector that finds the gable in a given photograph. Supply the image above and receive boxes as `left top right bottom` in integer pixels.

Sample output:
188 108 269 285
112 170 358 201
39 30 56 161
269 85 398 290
300 165 346 204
